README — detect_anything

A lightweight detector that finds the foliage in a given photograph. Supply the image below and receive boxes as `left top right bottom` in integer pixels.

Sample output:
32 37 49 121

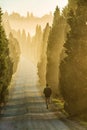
9 33 20 73
37 23 50 86
46 6 67 96
59 0 87 119
31 25 43 64
68 0 77 13
0 7 13 104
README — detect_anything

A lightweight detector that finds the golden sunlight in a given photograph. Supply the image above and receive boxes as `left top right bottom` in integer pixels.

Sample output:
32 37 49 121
0 0 68 16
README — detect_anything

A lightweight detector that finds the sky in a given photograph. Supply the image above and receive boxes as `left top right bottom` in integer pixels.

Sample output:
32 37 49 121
0 0 68 17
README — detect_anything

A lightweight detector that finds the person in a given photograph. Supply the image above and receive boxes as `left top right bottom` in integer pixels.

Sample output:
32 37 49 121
43 84 52 109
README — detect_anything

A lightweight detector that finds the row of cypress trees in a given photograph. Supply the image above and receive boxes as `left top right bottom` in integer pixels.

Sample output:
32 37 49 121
0 8 13 105
45 0 87 120
37 23 50 86
59 0 87 119
46 7 67 96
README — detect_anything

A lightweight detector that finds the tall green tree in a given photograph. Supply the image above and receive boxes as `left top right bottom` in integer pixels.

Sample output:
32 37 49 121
38 23 50 86
46 6 66 96
0 8 13 104
31 25 43 64
9 33 20 73
59 0 87 119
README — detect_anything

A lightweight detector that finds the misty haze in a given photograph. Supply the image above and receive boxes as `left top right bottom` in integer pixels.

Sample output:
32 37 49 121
0 0 87 130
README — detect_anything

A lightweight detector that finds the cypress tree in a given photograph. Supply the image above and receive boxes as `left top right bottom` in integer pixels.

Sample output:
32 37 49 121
46 6 66 96
38 23 50 86
0 8 13 104
59 0 87 119
9 33 20 73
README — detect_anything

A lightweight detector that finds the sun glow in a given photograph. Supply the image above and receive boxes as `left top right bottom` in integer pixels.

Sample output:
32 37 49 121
0 0 68 17
58 0 68 11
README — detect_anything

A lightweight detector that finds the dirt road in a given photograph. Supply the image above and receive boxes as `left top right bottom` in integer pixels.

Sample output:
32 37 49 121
0 56 86 130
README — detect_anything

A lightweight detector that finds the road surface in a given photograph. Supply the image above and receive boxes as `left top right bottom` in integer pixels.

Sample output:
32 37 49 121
0 56 86 130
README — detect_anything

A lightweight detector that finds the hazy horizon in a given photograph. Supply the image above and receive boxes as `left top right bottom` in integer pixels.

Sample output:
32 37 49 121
3 10 53 18
0 0 68 17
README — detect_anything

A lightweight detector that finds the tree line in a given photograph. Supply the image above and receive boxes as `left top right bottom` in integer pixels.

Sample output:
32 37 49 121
1 0 87 121
38 0 87 121
0 8 20 108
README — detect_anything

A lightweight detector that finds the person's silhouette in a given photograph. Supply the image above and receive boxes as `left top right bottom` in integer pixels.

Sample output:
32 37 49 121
43 84 52 109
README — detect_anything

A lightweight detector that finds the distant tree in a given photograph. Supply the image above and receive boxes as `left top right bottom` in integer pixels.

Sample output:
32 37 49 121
24 32 31 57
27 12 30 19
35 25 42 41
59 0 87 119
17 30 21 41
21 29 26 43
30 13 34 19
21 29 27 55
9 33 20 73
0 8 13 104
38 23 50 86
31 25 43 64
10 12 21 19
27 32 31 44
46 6 66 96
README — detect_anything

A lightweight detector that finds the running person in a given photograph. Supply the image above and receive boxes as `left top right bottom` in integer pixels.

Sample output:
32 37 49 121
43 84 52 109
